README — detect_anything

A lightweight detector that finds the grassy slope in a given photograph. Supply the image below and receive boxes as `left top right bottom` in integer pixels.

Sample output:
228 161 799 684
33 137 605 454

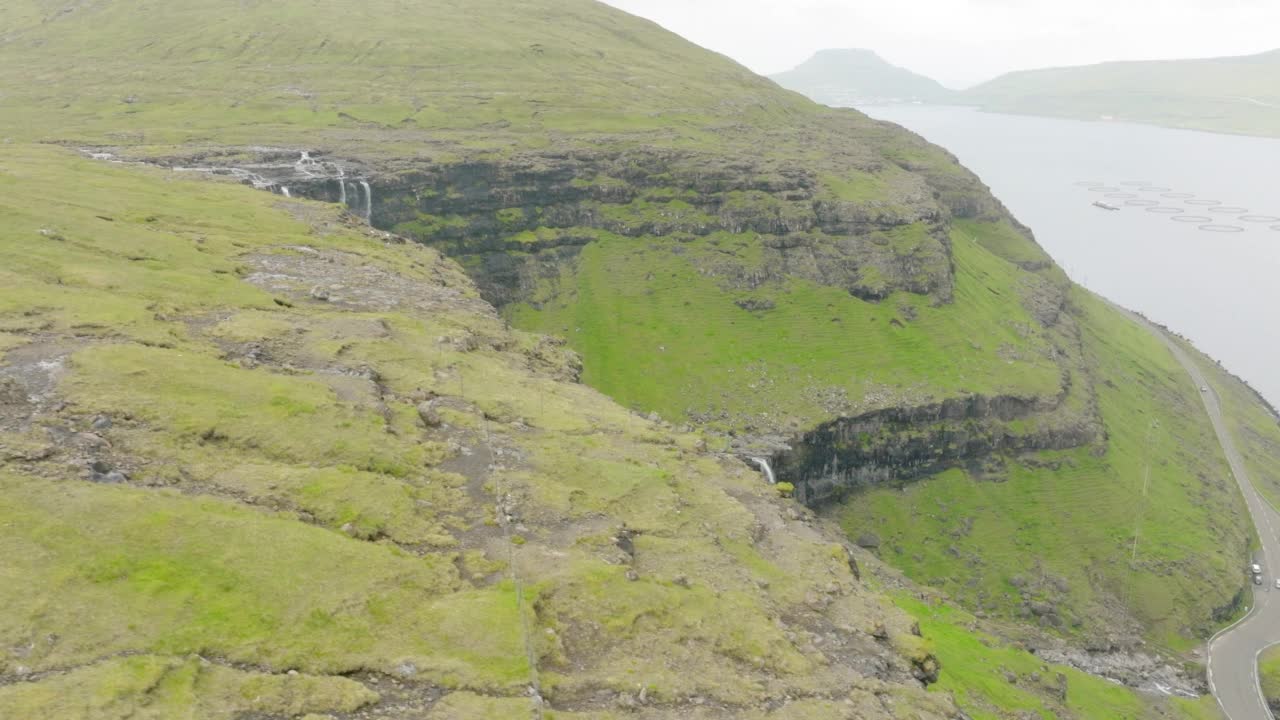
0 144 958 718
0 0 815 154
895 596 1224 720
961 50 1280 137
0 0 1056 440
1187 337 1280 513
0 141 1219 720
1261 645 1280 710
0 0 1274 710
836 290 1251 647
509 222 1061 428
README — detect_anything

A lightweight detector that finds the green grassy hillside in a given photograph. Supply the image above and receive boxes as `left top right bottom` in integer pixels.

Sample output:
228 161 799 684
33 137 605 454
1188 336 1280 512
895 596 1223 720
0 143 959 719
0 142 1218 720
961 50 1280 137
771 49 955 106
0 0 811 153
1 0 1278 715
838 291 1252 647
1261 645 1280 714
508 220 1061 429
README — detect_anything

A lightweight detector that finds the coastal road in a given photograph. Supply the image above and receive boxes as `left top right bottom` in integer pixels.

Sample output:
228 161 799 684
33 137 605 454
1129 310 1278 720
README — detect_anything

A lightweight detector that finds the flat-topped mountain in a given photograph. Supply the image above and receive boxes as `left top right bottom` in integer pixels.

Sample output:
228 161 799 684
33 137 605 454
771 49 954 106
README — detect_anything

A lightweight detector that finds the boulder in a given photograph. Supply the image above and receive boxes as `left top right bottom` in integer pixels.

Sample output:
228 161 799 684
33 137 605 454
417 402 443 428
856 532 882 549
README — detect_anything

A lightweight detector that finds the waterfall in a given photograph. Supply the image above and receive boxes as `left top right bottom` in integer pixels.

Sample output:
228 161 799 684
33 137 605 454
337 167 348 206
295 151 318 177
748 457 777 485
359 180 372 222
281 186 291 197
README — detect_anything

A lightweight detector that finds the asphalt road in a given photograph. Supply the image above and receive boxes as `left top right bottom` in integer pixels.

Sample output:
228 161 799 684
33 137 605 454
1131 313 1277 720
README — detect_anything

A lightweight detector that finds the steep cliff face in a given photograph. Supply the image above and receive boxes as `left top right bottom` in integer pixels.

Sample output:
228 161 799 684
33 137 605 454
372 150 954 307
777 388 1101 506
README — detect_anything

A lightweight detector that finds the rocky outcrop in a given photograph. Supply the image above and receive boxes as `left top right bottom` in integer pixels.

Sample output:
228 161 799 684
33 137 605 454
770 387 1101 506
101 146 971 308
364 150 961 306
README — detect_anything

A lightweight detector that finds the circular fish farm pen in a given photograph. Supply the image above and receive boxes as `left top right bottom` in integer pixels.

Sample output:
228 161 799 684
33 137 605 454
1146 207 1185 214
1240 215 1280 223
1090 186 1122 193
1186 199 1222 206
1209 206 1250 214
1126 199 1160 207
1172 216 1215 223
1199 224 1246 233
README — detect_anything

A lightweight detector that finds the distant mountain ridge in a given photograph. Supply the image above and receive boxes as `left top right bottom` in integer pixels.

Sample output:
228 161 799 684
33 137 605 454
771 48 953 106
961 48 1280 137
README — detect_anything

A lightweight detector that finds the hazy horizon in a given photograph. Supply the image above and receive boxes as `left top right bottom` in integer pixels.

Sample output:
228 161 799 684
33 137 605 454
602 0 1280 88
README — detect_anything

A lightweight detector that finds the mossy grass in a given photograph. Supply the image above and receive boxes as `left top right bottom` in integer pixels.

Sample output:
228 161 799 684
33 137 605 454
0 655 379 720
896 596 1215 720
510 222 1061 427
1260 645 1280 710
839 289 1252 648
0 142 994 717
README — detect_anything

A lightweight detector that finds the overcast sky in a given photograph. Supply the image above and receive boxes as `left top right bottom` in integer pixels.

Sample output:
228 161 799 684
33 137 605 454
602 0 1280 88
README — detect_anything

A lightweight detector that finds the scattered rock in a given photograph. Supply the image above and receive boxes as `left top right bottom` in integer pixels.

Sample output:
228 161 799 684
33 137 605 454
734 298 776 312
0 378 25 405
416 402 443 428
911 654 941 685
856 532 882 549
843 546 862 580
614 527 636 559
91 415 113 431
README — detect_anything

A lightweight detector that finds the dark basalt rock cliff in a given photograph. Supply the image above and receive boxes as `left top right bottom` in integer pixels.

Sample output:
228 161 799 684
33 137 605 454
137 144 999 308
773 388 1102 506
369 151 959 307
